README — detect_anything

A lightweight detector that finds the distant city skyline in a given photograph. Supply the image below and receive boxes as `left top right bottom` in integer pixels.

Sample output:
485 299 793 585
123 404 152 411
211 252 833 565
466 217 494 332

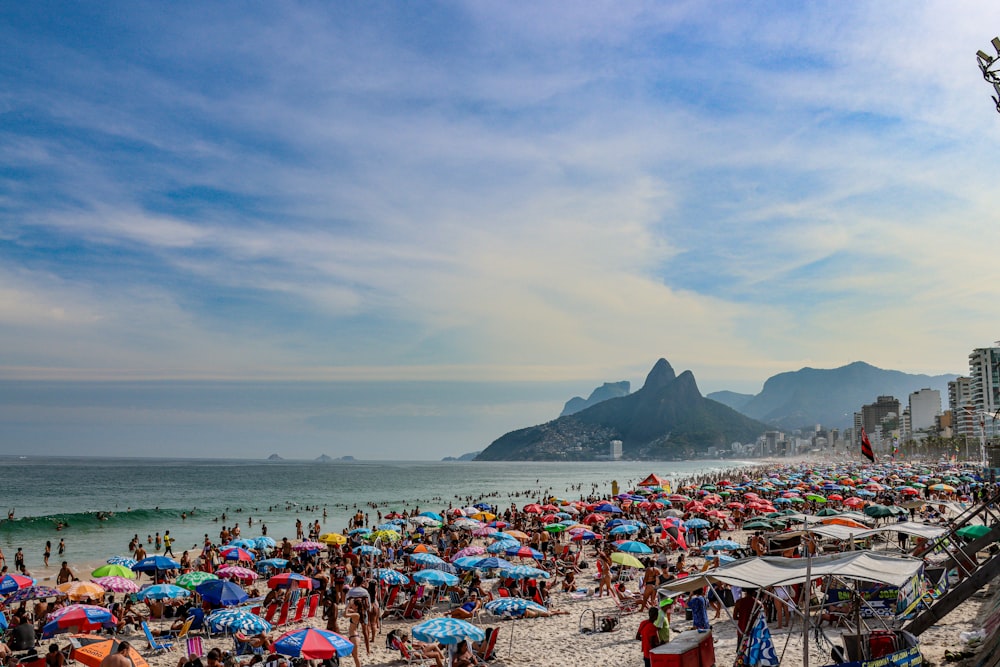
2 4 1000 458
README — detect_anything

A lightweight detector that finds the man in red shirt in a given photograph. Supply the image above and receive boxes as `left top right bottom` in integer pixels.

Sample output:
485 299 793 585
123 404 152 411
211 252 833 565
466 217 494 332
636 607 662 667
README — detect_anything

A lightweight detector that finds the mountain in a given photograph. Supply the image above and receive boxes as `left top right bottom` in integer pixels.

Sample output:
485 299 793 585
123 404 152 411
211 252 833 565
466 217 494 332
266 453 283 461
560 381 630 416
735 361 958 430
315 454 333 462
706 390 755 412
476 358 770 461
442 450 481 462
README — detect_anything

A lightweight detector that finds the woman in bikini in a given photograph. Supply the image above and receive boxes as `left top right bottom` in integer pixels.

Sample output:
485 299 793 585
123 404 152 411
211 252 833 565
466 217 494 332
344 599 363 667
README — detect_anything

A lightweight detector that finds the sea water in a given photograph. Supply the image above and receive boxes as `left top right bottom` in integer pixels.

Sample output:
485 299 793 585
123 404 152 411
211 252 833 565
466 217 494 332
0 456 748 568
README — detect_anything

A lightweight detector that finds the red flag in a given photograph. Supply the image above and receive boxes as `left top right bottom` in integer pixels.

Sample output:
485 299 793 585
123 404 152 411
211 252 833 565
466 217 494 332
860 427 875 462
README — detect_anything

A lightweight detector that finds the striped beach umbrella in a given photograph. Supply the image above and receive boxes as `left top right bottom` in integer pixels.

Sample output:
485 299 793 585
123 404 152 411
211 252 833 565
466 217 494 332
67 635 148 667
6 585 61 602
484 598 547 617
216 566 258 581
136 584 190 600
471 557 512 571
451 546 485 561
409 553 445 567
411 618 485 645
292 541 324 552
487 540 519 554
56 581 106 601
270 628 355 659
207 609 272 635
254 537 277 549
372 568 409 585
503 566 549 580
504 546 543 560
106 556 137 568
412 569 458 587
91 577 140 594
175 572 218 591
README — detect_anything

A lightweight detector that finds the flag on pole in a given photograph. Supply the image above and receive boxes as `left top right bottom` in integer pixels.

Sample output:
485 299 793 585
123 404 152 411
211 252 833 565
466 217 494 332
860 427 875 462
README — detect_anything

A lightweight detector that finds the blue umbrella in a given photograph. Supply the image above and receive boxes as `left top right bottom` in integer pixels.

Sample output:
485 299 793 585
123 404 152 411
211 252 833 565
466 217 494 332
375 523 400 532
483 598 547 617
412 569 459 587
593 503 622 514
419 511 444 521
256 558 289 572
353 545 382 556
503 566 550 580
271 628 355 659
474 503 492 511
684 518 709 528
106 556 137 568
207 609 272 634
609 524 639 536
137 584 190 600
487 540 519 554
426 561 458 574
701 539 741 551
347 528 370 536
409 553 445 567
0 574 35 594
195 579 249 606
372 568 410 585
616 541 653 554
411 618 485 645
452 557 485 571
0 612 6 631
131 556 181 575
254 537 277 549
471 557 512 570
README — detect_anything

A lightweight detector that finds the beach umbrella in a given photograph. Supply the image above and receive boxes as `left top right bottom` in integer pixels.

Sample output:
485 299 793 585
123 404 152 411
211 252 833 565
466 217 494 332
616 541 653 554
106 556 137 568
504 546 543 560
207 609 272 635
56 581 105 601
571 530 600 541
684 518 710 528
610 552 644 569
175 571 218 591
410 544 438 554
957 525 993 540
256 558 289 572
483 598 547 617
471 557 512 570
543 523 568 533
68 635 149 667
254 536 277 549
91 564 136 579
453 557 485 571
196 579 249 606
412 569 459 587
369 530 400 542
409 553 445 567
226 538 258 550
411 618 485 645
293 541 324 552
216 566 258 581
353 545 382 556
372 568 410 585
409 516 441 527
609 524 639 536
930 484 956 493
6 585 61 602
220 547 255 562
487 540 519 554
816 508 841 517
267 572 314 590
503 566 549 580
91 577 140 594
137 584 189 601
271 628 355 659
805 494 827 503
43 605 116 637
472 526 498 537
131 556 180 578
701 539 741 551
419 511 444 521
593 503 622 514
451 546 485 561
0 573 35 594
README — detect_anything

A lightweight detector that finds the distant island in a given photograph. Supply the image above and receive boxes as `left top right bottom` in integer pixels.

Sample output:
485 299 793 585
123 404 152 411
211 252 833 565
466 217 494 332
315 454 333 462
442 451 481 462
337 455 356 461
267 453 283 461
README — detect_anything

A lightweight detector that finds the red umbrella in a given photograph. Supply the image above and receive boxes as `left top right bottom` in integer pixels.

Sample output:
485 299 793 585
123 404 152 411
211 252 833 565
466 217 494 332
582 513 605 525
267 573 314 590
522 504 543 514
827 494 844 501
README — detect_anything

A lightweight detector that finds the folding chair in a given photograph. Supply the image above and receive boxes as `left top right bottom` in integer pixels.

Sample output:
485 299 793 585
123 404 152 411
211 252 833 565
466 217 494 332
306 594 319 619
291 595 307 624
274 601 290 627
262 602 279 623
186 637 204 659
142 621 174 653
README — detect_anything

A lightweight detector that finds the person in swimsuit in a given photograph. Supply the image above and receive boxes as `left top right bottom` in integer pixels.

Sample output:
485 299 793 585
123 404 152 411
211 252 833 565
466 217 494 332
641 564 661 609
449 592 481 619
344 599 363 667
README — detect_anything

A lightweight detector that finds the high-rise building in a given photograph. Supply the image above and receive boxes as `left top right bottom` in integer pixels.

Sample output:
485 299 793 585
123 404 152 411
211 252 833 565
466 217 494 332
860 396 900 449
908 388 941 435
609 440 622 460
968 346 1000 438
949 377 974 438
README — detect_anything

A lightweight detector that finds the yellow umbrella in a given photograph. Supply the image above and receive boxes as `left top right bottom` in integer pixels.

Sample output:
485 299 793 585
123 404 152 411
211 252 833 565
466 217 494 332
370 530 401 542
503 530 529 541
610 552 644 568
319 533 347 545
471 512 496 521
57 581 106 601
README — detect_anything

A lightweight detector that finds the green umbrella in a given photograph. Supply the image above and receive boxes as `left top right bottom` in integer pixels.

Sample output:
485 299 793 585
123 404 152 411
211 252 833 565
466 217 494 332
956 525 992 540
864 504 893 518
743 520 773 530
816 508 840 516
805 494 827 503
176 571 218 591
91 564 136 579
543 523 567 533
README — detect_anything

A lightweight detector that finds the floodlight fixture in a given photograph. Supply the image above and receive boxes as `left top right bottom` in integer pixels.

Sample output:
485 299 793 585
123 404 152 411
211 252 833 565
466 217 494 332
977 37 1000 114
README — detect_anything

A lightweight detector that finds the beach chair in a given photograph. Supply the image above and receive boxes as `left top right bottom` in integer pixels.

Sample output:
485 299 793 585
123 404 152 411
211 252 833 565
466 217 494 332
291 595 307 624
167 616 194 640
306 594 319 619
186 637 204 658
274 600 291 627
472 628 499 664
390 636 436 666
381 585 400 612
142 621 175 653
262 602 279 623
385 592 420 620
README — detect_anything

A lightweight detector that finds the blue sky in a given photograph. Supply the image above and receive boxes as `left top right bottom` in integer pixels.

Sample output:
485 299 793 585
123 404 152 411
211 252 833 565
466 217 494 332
3 2 1000 458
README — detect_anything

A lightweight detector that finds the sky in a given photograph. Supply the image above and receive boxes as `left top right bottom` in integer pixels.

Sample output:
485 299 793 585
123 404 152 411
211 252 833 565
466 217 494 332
3 2 1000 459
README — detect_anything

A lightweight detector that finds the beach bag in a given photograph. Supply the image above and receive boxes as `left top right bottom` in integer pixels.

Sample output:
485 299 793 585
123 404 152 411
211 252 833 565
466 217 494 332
579 560 588 569
600 615 619 632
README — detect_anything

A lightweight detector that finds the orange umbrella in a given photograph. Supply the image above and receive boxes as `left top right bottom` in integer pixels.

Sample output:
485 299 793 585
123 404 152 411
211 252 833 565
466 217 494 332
503 530 529 541
821 517 868 529
57 581 106 601
68 635 149 667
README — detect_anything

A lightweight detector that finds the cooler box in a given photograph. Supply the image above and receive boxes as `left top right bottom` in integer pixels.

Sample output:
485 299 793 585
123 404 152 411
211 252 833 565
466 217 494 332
649 629 715 667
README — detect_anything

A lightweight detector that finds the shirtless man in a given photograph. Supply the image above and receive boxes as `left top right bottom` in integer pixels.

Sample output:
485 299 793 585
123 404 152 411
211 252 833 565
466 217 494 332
100 641 133 667
56 561 74 585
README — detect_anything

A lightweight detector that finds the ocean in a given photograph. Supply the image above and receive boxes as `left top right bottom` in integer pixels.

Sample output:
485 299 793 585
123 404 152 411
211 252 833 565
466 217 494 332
0 456 749 569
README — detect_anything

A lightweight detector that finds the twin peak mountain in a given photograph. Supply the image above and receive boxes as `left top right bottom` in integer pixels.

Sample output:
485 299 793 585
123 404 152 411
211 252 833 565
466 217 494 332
476 358 767 461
